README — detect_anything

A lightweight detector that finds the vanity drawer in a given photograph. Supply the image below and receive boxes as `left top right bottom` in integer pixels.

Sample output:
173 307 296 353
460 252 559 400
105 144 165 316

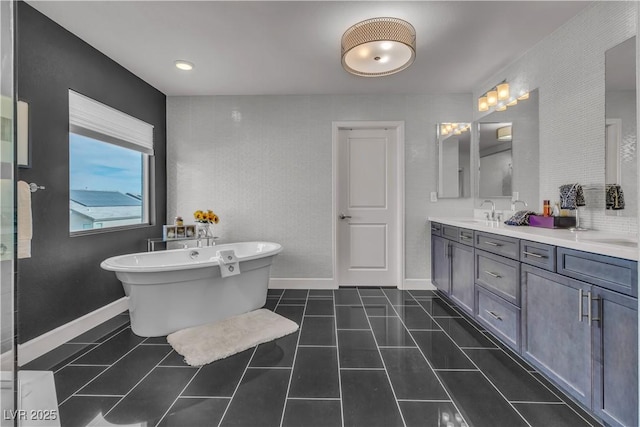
475 250 520 306
430 222 442 236
476 285 520 351
474 231 519 260
557 247 637 297
520 240 556 272
458 228 474 246
442 225 459 242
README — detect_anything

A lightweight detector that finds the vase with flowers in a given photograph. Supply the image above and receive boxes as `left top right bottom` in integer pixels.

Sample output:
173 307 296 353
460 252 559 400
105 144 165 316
193 209 219 238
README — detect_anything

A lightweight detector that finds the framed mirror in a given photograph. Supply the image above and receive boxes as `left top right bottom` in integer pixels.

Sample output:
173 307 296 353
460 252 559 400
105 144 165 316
476 89 539 204
605 36 636 217
436 123 471 198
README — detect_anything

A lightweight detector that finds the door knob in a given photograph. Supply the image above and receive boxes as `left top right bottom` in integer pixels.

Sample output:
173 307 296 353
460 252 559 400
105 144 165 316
339 213 352 220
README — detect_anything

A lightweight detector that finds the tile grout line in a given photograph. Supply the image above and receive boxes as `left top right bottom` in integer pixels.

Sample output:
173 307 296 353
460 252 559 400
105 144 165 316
422 296 535 427
102 344 179 418
57 329 149 407
154 364 203 426
357 288 408 427
436 293 600 426
53 326 133 374
278 289 309 427
382 289 470 427
333 289 345 427
215 290 286 427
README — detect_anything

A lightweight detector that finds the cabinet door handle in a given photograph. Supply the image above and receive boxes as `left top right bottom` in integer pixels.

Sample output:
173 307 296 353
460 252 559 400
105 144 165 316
588 291 601 323
578 289 583 322
460 235 472 240
485 310 503 321
522 251 545 259
484 241 502 247
431 227 439 232
484 271 501 278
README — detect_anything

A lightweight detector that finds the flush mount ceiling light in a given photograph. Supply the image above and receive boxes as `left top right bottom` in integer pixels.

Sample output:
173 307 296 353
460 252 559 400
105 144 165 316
175 60 194 71
341 17 416 77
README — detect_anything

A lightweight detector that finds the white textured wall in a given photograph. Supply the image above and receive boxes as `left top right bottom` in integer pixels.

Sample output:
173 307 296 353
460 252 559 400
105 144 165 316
474 1 638 234
167 94 472 280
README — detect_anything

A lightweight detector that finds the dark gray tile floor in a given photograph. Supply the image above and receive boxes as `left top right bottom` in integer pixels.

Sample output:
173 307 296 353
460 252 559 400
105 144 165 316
28 288 604 427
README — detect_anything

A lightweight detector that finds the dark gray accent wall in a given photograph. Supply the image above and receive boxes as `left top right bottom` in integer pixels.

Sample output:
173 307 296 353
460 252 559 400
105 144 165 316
16 3 166 343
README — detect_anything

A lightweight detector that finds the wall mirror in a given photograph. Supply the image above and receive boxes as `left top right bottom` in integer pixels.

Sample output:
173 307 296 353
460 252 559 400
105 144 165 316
478 122 512 197
477 89 539 204
436 123 471 198
605 36 636 217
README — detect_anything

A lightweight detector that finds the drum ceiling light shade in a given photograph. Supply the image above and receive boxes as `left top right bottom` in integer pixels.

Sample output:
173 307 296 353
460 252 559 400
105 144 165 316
341 17 416 77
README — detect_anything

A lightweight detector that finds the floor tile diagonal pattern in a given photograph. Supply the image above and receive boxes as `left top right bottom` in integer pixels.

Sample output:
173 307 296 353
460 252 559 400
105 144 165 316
33 288 604 427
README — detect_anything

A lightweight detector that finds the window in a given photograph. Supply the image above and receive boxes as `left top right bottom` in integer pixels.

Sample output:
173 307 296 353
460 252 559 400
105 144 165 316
69 90 153 234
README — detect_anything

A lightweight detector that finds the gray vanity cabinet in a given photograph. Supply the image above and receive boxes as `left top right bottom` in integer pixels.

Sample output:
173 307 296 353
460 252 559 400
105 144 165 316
430 223 474 315
521 265 593 407
431 234 450 294
592 287 638 427
449 242 474 314
430 220 638 426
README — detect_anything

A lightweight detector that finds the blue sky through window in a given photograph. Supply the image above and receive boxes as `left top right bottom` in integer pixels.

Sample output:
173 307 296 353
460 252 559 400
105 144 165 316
70 133 142 195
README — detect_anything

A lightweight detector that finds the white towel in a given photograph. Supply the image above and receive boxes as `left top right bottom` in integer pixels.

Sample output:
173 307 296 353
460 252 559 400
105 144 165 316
217 250 240 278
17 180 32 259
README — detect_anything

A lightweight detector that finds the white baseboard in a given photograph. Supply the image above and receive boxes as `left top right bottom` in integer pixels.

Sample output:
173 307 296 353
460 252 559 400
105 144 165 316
269 278 336 289
18 297 129 367
403 279 436 290
269 278 436 291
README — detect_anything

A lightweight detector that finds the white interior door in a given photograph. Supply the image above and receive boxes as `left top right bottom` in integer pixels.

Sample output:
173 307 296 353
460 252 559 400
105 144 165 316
337 127 399 287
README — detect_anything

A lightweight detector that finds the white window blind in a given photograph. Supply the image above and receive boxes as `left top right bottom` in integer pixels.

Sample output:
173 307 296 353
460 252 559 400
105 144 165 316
69 90 154 155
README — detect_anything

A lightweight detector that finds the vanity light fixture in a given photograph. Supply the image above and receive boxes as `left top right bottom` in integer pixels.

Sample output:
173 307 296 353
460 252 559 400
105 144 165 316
440 122 470 136
478 81 530 112
341 17 416 77
175 60 194 71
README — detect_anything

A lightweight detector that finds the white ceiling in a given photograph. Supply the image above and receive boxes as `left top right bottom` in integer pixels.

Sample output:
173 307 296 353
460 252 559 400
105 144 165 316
27 1 590 96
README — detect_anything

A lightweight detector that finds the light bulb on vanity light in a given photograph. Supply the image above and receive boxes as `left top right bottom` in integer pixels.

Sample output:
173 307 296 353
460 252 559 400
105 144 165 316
486 90 498 106
496 82 510 100
495 103 507 112
478 96 489 112
506 98 518 107
517 91 530 100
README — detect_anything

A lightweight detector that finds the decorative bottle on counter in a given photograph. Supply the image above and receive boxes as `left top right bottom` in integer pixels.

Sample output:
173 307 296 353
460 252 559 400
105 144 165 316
543 200 551 217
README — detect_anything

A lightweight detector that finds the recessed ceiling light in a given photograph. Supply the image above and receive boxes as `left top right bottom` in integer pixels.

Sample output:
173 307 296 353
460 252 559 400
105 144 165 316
175 60 194 71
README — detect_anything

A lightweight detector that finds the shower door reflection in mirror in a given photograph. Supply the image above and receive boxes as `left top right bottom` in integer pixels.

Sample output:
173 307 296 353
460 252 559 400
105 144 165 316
436 123 471 198
605 36 636 217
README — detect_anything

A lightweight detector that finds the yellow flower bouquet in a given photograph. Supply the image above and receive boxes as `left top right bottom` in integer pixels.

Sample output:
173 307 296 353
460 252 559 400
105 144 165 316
193 209 220 224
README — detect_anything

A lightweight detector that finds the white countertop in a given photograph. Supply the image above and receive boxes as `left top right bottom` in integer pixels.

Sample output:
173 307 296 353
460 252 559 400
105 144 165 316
428 217 638 261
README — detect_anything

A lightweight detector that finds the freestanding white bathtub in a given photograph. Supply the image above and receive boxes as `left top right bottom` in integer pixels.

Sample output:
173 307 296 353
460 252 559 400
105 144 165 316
100 241 282 337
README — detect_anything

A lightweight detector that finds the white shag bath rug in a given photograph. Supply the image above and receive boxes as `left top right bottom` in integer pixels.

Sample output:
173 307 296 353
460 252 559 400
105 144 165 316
167 309 299 366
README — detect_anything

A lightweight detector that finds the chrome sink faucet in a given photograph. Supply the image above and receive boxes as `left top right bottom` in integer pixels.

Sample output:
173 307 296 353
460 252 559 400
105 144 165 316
480 199 496 220
511 199 528 211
